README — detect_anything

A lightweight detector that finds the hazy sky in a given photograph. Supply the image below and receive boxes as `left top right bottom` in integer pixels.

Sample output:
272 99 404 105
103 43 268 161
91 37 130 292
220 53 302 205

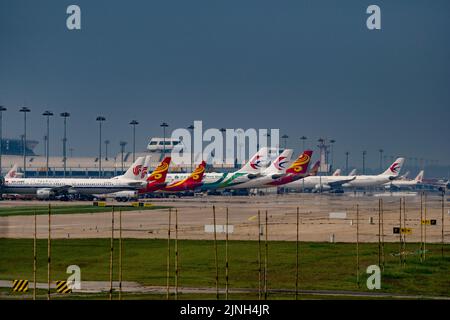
1 0 449 169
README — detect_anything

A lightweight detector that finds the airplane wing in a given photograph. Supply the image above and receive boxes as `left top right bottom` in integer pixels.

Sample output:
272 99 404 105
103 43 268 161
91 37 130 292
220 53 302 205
127 181 147 188
327 177 356 188
50 185 73 193
247 173 263 179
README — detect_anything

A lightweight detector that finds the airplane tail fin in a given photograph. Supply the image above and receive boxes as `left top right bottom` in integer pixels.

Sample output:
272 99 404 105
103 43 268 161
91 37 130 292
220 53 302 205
308 161 320 176
185 161 206 183
122 156 146 180
5 164 19 178
238 147 271 173
414 170 424 183
147 157 171 183
381 157 405 176
140 156 152 180
263 149 293 174
286 150 313 175
400 171 410 180
348 168 357 176
332 169 341 176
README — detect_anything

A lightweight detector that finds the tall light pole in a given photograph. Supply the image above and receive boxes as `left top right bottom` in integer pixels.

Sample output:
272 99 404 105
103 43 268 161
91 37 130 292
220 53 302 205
264 132 271 148
281 134 289 150
362 150 367 175
345 151 350 175
188 124 194 172
219 128 226 169
60 112 70 177
0 106 6 175
300 136 307 151
105 140 110 161
19 107 30 177
96 116 106 177
329 139 336 172
317 138 325 172
42 111 53 177
160 122 169 156
120 141 127 172
379 149 384 171
129 120 138 162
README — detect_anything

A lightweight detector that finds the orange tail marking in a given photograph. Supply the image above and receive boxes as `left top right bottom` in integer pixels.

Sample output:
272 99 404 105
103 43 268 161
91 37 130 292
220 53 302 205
188 161 206 182
147 157 171 182
287 151 313 174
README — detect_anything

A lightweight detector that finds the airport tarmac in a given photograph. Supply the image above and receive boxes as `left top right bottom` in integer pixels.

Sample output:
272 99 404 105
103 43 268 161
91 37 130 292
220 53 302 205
0 193 448 243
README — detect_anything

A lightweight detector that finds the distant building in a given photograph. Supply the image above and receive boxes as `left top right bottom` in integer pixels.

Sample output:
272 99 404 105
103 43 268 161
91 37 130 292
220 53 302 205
147 137 183 152
1 138 38 156
0 136 237 177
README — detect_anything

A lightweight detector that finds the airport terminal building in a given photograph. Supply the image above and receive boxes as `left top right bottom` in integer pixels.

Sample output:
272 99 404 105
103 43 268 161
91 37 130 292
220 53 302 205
0 137 235 177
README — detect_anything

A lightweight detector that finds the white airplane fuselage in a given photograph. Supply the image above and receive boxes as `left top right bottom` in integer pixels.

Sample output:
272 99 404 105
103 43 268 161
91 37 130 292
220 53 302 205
285 175 395 190
228 175 275 189
383 180 419 188
2 177 144 196
342 175 394 188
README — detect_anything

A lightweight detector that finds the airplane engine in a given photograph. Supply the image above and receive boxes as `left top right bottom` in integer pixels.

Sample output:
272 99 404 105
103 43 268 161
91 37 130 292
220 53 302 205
68 188 78 195
36 189 54 199
314 184 331 192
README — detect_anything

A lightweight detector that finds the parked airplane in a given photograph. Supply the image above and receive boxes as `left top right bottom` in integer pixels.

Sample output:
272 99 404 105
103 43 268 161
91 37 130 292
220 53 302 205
161 161 206 192
228 149 294 189
341 158 405 188
285 158 405 192
199 147 277 191
384 170 424 189
99 147 275 198
264 150 313 187
1 157 147 199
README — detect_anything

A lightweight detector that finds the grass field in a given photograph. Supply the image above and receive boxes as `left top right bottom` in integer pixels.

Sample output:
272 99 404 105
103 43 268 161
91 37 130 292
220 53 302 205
0 204 169 217
0 238 449 299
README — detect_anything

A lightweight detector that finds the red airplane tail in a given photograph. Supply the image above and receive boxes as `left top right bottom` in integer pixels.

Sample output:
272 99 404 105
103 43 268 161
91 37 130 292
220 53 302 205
164 160 206 191
286 150 313 175
308 160 321 176
184 160 206 185
147 157 171 184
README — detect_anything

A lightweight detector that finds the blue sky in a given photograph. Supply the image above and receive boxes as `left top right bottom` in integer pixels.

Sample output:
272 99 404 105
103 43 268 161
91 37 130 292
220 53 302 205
0 0 449 169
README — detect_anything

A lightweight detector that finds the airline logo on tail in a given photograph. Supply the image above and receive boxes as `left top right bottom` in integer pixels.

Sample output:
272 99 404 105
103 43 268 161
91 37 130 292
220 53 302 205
250 155 262 170
382 157 405 177
164 161 206 190
390 162 401 174
273 157 288 170
147 157 171 182
133 165 142 176
287 151 312 174
191 161 206 180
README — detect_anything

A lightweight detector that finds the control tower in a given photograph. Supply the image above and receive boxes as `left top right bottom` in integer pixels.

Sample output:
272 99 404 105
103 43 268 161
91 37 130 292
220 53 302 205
317 138 330 173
